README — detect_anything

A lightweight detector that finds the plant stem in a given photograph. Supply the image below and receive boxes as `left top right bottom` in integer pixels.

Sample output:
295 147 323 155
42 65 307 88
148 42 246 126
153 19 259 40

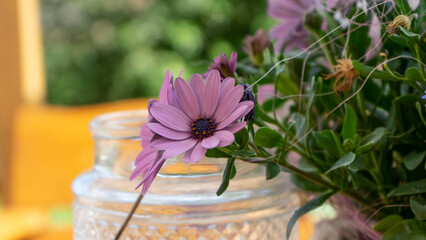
114 193 144 240
277 160 372 208
414 44 425 79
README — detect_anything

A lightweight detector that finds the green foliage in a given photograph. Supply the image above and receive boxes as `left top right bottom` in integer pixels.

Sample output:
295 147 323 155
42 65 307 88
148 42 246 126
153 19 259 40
216 158 236 196
265 161 281 180
381 219 426 240
254 127 284 148
374 215 404 233
42 0 270 105
286 190 335 239
410 196 426 220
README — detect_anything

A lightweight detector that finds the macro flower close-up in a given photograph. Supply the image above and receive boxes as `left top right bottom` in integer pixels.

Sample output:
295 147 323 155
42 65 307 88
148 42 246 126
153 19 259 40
130 69 254 193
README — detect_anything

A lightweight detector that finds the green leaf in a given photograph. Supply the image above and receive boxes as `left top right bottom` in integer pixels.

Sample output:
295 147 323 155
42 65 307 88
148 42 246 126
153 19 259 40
342 104 357 140
404 151 426 170
360 127 387 146
410 196 426 220
254 127 284 148
234 128 249 149
286 190 335 239
374 214 404 233
352 60 401 81
291 174 327 192
266 161 281 180
415 102 426 127
406 67 426 84
231 150 257 159
348 154 373 172
355 140 375 154
381 219 426 240
216 158 236 196
325 152 356 174
313 130 343 158
399 26 419 40
388 179 426 197
206 148 232 158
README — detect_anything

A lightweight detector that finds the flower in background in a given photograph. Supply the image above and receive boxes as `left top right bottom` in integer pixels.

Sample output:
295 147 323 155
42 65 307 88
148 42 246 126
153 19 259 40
386 15 411 35
268 0 318 53
326 0 357 12
422 91 426 100
239 83 256 122
204 52 238 80
366 13 383 60
243 29 271 65
324 58 359 92
257 84 275 105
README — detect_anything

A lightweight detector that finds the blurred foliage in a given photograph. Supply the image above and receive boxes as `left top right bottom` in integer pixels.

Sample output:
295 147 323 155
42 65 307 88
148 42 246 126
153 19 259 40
41 0 274 105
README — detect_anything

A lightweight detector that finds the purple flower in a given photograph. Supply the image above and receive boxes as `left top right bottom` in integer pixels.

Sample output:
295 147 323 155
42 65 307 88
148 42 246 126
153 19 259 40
131 70 254 193
366 13 383 60
130 70 176 194
268 0 318 53
422 91 426 100
243 29 271 65
204 52 238 80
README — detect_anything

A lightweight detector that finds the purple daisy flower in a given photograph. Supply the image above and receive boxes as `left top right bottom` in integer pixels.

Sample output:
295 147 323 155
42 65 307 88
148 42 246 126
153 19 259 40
130 69 254 194
204 52 238 80
268 0 318 53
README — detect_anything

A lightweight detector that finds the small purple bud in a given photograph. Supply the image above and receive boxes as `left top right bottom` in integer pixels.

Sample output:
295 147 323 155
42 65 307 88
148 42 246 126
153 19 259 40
240 83 255 122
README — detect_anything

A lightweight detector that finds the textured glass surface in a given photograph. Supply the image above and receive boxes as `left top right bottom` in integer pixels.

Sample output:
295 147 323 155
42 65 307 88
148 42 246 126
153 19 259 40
72 110 299 240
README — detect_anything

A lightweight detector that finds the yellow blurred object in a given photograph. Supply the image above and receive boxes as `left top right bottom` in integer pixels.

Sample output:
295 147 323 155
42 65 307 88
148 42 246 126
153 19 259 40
0 207 47 240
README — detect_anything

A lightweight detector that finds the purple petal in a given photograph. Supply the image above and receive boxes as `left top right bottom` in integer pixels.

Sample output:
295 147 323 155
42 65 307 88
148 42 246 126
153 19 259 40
190 142 207 163
216 105 248 129
151 137 178 150
214 130 235 147
140 124 154 148
203 70 221 117
135 147 158 165
183 148 193 163
220 77 235 98
408 0 420 10
235 101 255 120
150 101 191 131
162 138 198 159
159 70 171 104
175 77 200 120
189 74 205 114
222 122 247 134
147 123 191 140
213 85 244 123
201 136 220 149
141 159 166 194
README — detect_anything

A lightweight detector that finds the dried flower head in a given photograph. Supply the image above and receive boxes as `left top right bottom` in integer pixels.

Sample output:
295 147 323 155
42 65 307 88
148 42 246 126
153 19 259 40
386 15 411 35
325 58 360 92
243 29 271 65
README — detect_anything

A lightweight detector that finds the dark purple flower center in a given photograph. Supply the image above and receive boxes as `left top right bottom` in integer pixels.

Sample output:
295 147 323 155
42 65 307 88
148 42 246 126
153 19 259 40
191 117 216 139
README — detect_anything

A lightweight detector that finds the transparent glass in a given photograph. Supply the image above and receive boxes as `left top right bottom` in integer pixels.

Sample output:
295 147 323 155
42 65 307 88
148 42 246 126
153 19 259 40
72 110 299 240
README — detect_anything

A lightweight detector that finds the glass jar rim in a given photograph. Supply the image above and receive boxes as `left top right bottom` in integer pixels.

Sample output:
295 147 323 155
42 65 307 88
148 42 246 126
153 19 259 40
89 109 148 140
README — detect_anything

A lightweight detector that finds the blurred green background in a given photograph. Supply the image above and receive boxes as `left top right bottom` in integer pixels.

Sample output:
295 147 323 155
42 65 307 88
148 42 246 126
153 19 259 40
41 0 273 105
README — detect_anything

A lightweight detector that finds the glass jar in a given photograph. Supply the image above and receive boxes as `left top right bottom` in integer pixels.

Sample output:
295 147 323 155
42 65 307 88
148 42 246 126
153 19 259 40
72 110 300 240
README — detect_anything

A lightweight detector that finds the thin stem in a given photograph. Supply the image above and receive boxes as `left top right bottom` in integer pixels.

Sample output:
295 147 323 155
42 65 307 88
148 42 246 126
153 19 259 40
114 193 144 240
414 44 426 80
278 161 372 208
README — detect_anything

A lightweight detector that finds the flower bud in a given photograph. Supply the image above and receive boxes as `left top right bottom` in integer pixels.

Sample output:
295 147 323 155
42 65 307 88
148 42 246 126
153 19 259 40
386 15 411 35
239 83 256 122
243 29 270 66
